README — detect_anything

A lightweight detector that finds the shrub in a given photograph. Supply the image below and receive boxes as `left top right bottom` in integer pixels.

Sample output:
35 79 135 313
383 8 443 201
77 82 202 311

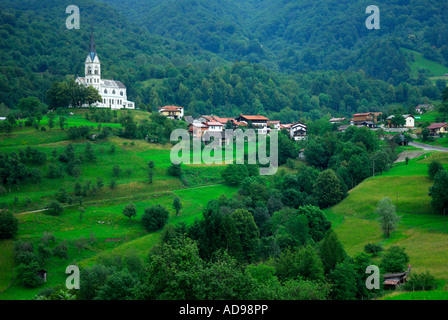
53 243 68 259
380 246 409 273
46 201 63 216
364 243 384 256
0 210 18 239
428 160 445 179
403 271 438 291
16 261 42 288
167 163 182 178
142 205 169 232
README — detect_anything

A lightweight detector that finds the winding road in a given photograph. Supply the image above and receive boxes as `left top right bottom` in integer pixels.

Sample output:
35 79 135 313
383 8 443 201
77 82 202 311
408 141 448 152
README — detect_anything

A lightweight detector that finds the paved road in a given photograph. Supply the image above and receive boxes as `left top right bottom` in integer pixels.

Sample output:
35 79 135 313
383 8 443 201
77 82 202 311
409 141 448 152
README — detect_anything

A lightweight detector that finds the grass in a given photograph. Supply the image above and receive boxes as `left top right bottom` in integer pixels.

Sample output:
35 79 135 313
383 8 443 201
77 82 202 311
0 184 238 300
327 149 448 296
0 240 14 293
382 290 448 300
402 48 448 79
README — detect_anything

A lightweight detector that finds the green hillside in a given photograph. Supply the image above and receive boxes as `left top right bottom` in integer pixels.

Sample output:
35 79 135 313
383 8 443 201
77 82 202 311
327 152 448 298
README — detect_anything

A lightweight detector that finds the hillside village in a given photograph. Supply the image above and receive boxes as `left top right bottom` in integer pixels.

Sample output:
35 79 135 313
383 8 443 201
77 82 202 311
2 0 448 305
155 104 447 145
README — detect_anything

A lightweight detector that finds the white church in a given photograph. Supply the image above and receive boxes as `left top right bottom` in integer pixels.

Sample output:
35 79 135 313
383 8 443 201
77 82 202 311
76 30 135 109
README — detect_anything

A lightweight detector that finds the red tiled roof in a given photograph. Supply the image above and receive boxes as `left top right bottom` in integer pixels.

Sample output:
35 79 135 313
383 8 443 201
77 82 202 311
239 114 269 121
159 105 183 111
353 113 371 116
206 121 223 126
427 123 448 130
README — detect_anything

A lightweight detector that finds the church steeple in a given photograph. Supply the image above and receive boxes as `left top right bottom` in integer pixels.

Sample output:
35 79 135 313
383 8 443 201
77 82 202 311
88 27 97 61
85 27 101 84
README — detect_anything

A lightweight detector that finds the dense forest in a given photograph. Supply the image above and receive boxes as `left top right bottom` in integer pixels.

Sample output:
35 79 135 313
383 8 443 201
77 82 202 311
0 0 447 119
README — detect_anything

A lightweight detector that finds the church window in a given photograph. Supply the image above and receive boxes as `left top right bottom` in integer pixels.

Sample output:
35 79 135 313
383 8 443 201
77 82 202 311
104 89 107 94
120 91 123 96
112 90 116 94
88 67 92 74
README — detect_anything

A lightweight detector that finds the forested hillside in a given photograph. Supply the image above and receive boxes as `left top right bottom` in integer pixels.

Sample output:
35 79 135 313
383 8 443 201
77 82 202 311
102 0 448 74
0 0 446 119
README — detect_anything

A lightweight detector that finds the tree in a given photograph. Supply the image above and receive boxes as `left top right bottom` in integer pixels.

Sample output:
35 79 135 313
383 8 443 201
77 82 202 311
123 203 137 222
58 116 67 130
313 169 343 208
79 264 110 300
222 164 248 186
403 271 437 291
85 86 102 106
84 143 96 162
167 163 182 178
231 209 260 262
142 204 169 232
380 246 409 273
428 169 448 214
0 211 18 239
37 243 52 265
173 196 182 216
112 165 121 177
46 81 70 109
375 197 401 238
95 269 137 300
390 114 406 127
79 206 86 221
319 229 346 273
428 159 445 179
148 160 155 184
297 205 331 243
18 96 46 116
46 201 63 216
329 259 358 300
422 128 431 142
16 261 41 288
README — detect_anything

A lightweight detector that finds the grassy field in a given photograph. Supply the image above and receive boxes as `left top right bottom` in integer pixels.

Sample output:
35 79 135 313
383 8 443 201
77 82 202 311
0 109 244 299
326 151 448 298
0 184 238 300
401 48 448 81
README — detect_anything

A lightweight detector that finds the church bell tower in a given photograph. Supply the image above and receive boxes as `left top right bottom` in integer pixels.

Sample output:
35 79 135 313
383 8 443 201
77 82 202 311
85 28 101 86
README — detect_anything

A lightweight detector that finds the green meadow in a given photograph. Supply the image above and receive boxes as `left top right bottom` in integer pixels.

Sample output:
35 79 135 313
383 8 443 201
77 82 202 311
402 48 448 80
0 111 243 300
326 151 448 298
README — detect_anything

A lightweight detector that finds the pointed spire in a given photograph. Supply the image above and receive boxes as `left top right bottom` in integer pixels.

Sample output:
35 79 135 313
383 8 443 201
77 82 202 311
88 26 97 61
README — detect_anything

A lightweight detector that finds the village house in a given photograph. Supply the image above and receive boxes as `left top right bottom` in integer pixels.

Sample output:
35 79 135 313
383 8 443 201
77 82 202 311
337 125 350 132
159 105 184 120
329 117 346 124
427 122 448 136
268 120 281 130
386 114 415 128
206 121 224 132
415 104 434 114
290 122 307 141
188 121 208 139
350 112 382 128
383 266 412 289
236 114 269 134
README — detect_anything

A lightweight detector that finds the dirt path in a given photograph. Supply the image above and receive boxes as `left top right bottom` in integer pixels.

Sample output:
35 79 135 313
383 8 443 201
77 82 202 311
14 183 224 216
394 150 425 163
